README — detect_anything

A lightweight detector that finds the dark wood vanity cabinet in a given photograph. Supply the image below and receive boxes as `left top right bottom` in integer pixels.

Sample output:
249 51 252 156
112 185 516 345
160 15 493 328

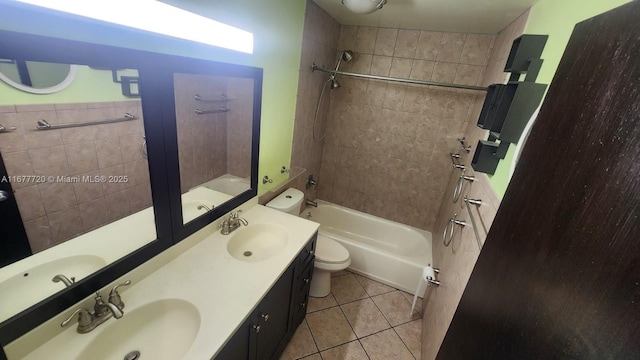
215 233 317 360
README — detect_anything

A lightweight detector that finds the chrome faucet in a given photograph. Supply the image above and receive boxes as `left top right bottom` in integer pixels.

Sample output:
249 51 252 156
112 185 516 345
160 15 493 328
305 199 318 207
52 274 75 287
197 204 214 212
61 280 130 333
219 210 249 235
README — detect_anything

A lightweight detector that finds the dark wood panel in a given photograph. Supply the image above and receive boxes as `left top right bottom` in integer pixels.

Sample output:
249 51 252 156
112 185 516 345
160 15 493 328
437 2 640 359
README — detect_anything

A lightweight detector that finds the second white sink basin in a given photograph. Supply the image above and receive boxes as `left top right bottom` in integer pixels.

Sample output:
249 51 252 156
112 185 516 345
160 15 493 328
227 223 288 262
76 299 200 360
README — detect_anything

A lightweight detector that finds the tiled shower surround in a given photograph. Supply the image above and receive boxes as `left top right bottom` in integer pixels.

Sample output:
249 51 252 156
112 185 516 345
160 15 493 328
422 11 530 359
316 26 495 231
0 101 151 253
289 0 340 199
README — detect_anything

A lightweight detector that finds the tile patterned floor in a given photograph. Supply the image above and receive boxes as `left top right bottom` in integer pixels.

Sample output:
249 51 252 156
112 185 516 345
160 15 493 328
280 271 423 360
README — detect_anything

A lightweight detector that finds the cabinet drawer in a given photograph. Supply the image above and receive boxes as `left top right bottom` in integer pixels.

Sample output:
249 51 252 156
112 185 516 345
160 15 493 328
297 233 317 272
297 260 313 290
293 286 310 326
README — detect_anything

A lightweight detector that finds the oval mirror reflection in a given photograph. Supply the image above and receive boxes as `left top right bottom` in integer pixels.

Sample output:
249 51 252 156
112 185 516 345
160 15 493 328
0 60 75 94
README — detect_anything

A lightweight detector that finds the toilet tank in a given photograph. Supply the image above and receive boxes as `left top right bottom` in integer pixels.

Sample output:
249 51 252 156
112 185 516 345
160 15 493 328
266 188 304 215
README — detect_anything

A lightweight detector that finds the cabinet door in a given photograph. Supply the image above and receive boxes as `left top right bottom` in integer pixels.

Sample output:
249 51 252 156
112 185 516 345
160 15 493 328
255 264 294 360
214 318 250 360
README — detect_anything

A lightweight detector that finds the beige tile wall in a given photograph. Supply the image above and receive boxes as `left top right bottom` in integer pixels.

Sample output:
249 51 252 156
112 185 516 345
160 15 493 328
174 74 228 193
0 100 151 253
316 25 495 231
226 78 254 178
420 10 530 360
289 0 341 201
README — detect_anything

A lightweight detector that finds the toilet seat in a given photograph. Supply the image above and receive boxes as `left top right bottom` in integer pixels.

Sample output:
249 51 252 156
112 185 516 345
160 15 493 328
315 235 350 264
310 235 351 297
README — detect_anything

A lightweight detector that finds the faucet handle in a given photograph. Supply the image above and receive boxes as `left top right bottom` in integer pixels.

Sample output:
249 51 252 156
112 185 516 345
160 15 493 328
93 291 111 317
61 308 92 328
108 280 131 309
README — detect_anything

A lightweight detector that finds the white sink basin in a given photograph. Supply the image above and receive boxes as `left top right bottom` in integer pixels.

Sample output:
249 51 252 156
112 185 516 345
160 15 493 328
227 223 288 262
76 299 200 360
0 255 106 321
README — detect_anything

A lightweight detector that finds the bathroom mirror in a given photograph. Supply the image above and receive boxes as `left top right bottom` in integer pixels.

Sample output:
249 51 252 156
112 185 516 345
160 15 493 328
0 19 261 345
0 3 263 344
0 60 76 94
173 73 254 224
0 64 158 323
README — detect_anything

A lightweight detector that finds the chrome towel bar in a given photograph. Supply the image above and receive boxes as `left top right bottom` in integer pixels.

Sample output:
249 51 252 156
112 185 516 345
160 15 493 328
194 108 230 115
0 124 17 133
464 197 484 250
36 113 137 130
194 94 231 103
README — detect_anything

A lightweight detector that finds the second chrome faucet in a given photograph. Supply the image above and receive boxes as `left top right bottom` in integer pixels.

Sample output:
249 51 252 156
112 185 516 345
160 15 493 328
61 280 130 333
219 210 248 235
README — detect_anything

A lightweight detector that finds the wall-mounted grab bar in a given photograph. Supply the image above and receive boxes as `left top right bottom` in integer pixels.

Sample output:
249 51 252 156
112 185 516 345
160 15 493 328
36 113 137 130
0 124 17 133
443 214 467 247
194 108 230 115
194 94 232 103
453 174 476 203
464 197 484 250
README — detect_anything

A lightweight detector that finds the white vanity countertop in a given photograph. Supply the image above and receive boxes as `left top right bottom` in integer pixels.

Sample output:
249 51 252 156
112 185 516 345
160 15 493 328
14 205 319 360
0 186 230 323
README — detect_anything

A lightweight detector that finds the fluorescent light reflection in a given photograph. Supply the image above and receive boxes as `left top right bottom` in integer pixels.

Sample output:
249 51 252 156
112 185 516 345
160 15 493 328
13 0 254 54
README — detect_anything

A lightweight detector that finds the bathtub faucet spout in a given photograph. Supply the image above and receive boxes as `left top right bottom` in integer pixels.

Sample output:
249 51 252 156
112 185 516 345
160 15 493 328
305 200 318 208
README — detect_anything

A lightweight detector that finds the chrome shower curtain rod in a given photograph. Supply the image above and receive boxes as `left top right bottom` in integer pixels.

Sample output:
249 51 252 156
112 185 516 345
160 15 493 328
311 63 487 92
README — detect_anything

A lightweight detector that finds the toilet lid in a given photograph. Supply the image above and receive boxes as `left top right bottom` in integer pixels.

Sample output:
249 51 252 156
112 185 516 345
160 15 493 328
315 235 350 264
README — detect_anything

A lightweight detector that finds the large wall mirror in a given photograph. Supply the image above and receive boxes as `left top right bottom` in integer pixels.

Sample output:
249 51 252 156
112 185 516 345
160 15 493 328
0 64 156 323
174 73 254 224
0 24 261 350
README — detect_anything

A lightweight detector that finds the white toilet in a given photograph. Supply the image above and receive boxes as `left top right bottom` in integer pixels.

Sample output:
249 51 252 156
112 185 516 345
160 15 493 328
266 188 351 298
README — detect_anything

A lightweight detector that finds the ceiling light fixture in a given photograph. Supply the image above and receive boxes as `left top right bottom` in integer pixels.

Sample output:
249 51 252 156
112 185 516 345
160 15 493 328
11 0 254 54
341 0 387 14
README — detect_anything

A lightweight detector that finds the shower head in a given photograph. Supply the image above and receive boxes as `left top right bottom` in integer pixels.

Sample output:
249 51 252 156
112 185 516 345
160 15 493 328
341 50 354 62
328 50 353 90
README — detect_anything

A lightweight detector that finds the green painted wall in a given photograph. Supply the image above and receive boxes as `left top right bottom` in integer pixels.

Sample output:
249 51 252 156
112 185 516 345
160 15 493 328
0 0 306 194
487 0 632 197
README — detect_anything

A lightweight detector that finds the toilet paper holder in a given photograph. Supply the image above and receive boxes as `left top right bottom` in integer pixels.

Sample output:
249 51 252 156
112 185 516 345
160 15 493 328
410 265 440 315
426 265 440 287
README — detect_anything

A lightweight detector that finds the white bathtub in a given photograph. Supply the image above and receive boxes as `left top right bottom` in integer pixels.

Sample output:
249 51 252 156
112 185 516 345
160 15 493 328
305 200 432 296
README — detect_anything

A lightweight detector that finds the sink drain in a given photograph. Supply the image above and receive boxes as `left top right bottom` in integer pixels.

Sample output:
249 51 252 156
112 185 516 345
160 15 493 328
243 251 252 257
124 351 141 360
